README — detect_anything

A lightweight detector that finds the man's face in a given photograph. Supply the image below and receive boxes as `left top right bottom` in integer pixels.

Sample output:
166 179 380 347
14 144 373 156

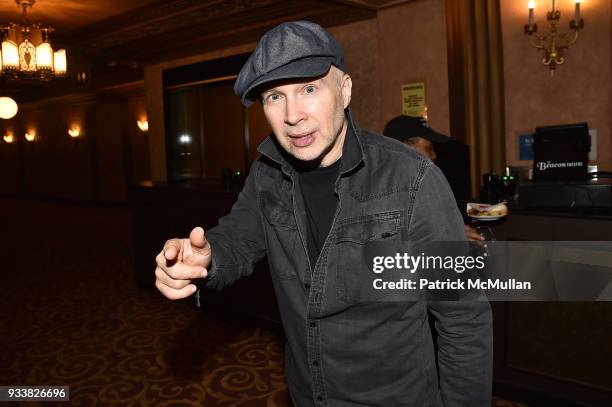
260 66 352 167
405 137 437 161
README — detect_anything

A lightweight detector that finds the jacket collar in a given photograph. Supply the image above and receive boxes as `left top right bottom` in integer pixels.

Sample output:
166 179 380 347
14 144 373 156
256 108 365 176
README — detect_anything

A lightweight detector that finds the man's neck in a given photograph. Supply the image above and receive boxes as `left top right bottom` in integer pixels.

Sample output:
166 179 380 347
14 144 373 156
318 120 348 168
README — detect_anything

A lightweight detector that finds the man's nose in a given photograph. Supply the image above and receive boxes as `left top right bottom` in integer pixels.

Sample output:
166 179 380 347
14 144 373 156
284 97 306 125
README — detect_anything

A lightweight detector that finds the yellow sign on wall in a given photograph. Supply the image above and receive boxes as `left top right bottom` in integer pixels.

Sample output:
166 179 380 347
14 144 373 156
401 82 426 117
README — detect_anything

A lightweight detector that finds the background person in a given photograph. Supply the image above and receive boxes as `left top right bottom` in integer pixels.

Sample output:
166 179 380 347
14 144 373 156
383 114 484 241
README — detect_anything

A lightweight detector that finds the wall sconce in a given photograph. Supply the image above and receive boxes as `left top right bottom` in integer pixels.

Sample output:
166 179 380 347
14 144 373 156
24 130 36 142
74 71 91 87
524 0 585 76
68 125 82 145
68 125 81 139
3 131 15 144
137 119 149 133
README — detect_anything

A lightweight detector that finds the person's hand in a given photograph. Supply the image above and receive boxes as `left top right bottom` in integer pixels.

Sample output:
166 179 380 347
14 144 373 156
465 224 484 241
155 227 212 300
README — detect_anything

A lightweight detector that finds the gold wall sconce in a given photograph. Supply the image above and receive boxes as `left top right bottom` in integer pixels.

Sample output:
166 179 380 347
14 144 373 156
24 130 36 142
137 118 148 141
68 124 81 145
137 119 148 133
74 71 90 87
68 125 81 138
525 0 585 75
3 131 15 143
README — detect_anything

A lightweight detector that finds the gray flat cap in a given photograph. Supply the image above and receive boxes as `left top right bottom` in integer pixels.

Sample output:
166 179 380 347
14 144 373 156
234 20 346 107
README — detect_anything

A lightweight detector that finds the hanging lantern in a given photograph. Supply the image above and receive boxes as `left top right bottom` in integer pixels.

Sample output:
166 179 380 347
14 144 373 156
0 0 67 81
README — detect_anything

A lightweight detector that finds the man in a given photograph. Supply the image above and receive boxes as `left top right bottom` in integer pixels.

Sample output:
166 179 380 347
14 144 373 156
155 21 492 406
383 115 448 162
383 115 484 241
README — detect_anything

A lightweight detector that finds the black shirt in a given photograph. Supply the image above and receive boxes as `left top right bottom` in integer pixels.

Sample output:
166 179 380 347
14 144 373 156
298 158 342 270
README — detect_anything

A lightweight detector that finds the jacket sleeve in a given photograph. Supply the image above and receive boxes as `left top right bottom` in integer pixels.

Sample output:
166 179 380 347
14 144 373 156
409 162 493 407
202 161 267 291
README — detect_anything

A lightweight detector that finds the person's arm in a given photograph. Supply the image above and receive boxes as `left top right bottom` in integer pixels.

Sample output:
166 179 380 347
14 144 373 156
465 224 485 241
155 162 267 302
204 161 267 290
427 299 492 406
409 163 492 407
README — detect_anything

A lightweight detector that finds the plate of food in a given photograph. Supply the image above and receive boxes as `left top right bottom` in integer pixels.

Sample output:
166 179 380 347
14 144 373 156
466 202 508 221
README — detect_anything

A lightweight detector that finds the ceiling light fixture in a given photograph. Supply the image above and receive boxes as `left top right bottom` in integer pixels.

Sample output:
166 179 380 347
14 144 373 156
0 0 67 81
0 96 18 119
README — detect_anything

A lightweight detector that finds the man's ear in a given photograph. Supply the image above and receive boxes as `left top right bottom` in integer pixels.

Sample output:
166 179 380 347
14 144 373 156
341 74 352 109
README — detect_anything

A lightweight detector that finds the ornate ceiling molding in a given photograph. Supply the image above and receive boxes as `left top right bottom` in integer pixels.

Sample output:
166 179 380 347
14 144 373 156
59 0 375 62
82 0 281 50
329 0 415 10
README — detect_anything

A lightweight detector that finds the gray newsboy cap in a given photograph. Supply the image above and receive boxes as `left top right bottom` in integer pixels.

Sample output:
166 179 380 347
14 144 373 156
234 20 346 107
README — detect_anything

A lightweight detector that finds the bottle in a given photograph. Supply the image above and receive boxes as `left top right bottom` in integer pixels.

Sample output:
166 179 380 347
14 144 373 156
480 173 501 204
500 174 517 202
230 170 244 191
222 168 232 191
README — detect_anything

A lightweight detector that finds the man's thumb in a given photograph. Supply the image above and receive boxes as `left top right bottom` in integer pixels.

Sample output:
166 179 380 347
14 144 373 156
189 227 207 250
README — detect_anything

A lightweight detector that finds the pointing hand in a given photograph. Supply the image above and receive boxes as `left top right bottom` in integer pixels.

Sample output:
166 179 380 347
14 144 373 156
155 227 212 300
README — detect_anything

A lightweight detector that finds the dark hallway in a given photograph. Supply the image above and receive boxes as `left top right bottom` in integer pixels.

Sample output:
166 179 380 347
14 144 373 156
0 199 289 406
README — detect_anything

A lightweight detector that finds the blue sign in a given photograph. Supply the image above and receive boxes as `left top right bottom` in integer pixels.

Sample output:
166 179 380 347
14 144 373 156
519 133 534 160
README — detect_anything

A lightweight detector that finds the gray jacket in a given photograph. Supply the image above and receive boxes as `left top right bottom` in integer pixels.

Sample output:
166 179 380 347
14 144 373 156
202 112 492 407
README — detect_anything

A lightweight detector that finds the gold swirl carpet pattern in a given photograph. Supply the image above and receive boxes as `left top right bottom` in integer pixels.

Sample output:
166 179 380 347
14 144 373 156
0 200 526 406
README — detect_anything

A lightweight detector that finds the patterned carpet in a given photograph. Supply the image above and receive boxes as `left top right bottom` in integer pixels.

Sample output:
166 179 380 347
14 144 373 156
0 199 526 406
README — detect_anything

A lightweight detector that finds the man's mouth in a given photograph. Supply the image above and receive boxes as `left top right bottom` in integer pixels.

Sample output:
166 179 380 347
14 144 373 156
288 132 315 147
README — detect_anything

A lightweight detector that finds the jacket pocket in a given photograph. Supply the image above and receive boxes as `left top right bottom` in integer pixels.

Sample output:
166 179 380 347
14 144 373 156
335 211 402 303
262 200 300 280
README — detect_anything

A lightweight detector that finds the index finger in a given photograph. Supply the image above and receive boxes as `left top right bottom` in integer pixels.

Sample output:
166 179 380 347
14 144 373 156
163 239 182 261
165 262 208 281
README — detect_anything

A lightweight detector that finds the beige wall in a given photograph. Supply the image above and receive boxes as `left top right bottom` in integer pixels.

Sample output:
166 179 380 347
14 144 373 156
501 0 612 170
334 0 450 135
376 0 450 136
329 18 381 132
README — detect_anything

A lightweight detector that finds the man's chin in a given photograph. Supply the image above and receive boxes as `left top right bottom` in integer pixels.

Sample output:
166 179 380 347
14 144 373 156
293 151 322 166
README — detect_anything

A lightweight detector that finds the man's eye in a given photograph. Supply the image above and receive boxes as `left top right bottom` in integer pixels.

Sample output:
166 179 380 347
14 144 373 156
304 85 316 94
264 94 282 103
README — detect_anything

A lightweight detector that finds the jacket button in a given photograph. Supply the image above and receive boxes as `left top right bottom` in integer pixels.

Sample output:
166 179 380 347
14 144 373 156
312 360 319 367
